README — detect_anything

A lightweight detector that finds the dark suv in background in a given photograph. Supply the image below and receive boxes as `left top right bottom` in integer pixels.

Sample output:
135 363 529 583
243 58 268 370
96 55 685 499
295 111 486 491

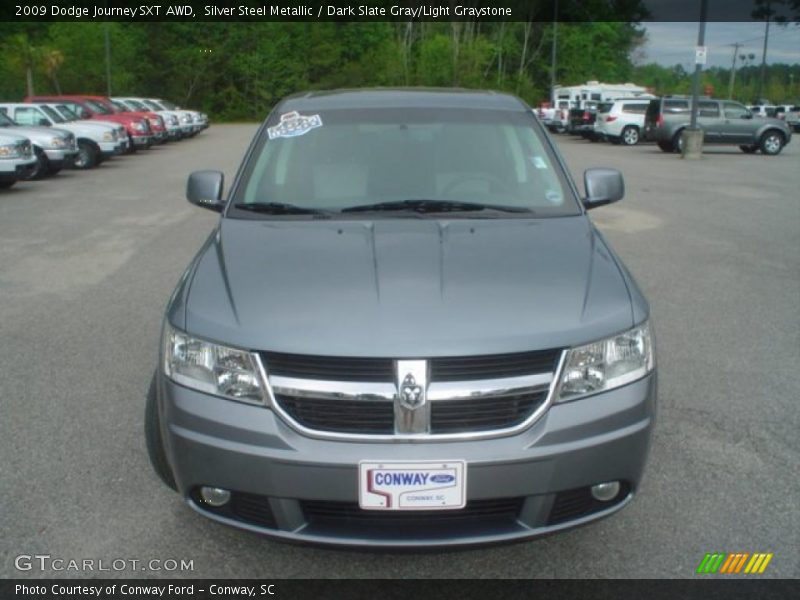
644 96 792 155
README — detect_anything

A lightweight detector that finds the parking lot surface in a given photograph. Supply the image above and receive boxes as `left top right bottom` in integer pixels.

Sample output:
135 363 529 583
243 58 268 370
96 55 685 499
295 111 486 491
1 128 798 578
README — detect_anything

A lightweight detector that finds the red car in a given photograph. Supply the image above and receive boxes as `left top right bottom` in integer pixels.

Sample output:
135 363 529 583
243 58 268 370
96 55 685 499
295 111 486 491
83 95 168 144
25 95 155 150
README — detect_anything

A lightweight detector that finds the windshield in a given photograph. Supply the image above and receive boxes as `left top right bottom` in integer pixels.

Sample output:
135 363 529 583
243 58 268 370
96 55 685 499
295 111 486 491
127 99 149 111
597 102 614 114
111 100 130 112
54 104 80 120
158 100 177 110
0 112 18 127
85 100 111 115
232 107 577 218
142 100 162 111
40 105 65 123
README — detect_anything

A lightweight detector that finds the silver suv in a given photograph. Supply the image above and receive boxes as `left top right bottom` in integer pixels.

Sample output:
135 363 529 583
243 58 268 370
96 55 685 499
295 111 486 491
644 96 792 155
147 89 656 547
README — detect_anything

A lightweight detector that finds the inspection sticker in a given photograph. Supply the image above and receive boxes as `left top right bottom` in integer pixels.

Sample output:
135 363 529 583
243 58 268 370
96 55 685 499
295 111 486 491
267 111 323 139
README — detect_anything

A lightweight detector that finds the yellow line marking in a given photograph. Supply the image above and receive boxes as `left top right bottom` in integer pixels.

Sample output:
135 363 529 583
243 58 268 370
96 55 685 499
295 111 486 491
734 553 750 573
758 554 773 573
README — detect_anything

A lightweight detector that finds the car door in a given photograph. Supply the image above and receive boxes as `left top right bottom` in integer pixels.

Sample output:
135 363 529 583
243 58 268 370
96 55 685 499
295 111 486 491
721 102 755 144
697 101 723 143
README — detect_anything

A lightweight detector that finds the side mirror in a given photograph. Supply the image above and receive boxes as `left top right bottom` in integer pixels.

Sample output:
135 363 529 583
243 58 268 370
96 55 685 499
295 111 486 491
186 170 225 212
583 168 624 210
743 112 753 119
39 118 51 126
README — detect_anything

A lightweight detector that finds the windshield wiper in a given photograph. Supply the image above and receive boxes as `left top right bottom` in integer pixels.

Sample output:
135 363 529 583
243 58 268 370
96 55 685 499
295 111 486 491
340 199 533 215
233 202 333 217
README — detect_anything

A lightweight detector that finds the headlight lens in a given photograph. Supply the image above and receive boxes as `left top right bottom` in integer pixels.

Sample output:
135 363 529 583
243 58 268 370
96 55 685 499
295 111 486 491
0 144 20 158
50 137 66 147
103 131 114 141
557 321 654 401
163 324 265 404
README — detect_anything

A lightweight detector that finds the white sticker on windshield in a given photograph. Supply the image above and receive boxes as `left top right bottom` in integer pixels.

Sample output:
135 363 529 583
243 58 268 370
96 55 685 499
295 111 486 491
267 111 322 139
531 156 548 169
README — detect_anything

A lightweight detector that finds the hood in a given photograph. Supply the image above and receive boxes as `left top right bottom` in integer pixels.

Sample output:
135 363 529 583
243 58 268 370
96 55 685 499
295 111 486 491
2 125 69 142
179 216 636 357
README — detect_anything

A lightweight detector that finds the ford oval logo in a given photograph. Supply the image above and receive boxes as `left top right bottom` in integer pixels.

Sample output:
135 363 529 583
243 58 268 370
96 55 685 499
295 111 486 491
430 474 455 484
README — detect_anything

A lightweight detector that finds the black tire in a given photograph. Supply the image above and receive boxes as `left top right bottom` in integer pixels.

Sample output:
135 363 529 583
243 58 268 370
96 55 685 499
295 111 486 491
145 371 178 491
621 126 640 146
25 147 49 180
74 140 99 169
739 144 758 154
657 141 674 153
672 131 685 154
759 130 784 156
0 180 16 189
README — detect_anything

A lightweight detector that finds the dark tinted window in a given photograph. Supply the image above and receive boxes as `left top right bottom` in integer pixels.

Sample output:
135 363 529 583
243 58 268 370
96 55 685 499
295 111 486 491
597 102 614 114
664 99 690 113
698 101 720 118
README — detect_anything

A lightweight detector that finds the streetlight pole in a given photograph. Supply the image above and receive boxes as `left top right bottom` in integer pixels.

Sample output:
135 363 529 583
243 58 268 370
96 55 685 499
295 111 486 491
550 0 558 105
104 22 112 96
757 2 772 103
683 0 708 158
728 42 742 99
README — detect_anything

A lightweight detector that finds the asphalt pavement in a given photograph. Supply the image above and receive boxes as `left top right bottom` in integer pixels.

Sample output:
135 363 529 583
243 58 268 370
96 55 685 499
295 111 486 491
1 127 798 578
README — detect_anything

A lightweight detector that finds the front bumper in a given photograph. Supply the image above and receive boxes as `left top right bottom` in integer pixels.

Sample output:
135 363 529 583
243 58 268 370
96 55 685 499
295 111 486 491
43 148 78 165
159 371 656 547
0 157 37 181
132 134 153 148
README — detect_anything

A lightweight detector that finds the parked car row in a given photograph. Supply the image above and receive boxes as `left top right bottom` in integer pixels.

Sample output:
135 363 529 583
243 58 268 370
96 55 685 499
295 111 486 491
0 95 209 189
543 95 793 156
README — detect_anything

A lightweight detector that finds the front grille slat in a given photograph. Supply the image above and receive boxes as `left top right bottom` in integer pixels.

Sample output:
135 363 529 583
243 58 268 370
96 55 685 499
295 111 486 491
265 349 560 436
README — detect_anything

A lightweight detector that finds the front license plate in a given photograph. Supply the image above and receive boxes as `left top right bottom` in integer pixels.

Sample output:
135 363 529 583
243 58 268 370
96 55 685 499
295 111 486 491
358 460 466 510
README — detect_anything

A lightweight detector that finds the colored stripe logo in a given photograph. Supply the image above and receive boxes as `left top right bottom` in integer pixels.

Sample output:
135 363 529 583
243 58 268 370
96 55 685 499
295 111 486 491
696 553 773 574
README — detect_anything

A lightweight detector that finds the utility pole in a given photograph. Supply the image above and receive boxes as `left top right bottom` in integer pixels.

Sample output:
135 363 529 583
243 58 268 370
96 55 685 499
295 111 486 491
757 2 772 103
728 42 743 99
550 0 558 105
684 0 708 158
104 22 112 96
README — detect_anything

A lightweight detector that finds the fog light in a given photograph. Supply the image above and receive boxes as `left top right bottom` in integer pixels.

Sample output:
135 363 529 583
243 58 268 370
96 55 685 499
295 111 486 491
200 486 231 507
591 481 621 502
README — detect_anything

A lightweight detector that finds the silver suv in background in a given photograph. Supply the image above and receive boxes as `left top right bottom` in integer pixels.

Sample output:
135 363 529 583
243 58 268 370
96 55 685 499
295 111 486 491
594 98 654 146
147 88 656 548
0 132 36 188
0 110 77 179
0 103 122 169
644 96 792 155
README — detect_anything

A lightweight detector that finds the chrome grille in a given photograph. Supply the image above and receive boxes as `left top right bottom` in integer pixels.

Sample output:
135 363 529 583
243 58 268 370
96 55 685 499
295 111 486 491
261 349 563 440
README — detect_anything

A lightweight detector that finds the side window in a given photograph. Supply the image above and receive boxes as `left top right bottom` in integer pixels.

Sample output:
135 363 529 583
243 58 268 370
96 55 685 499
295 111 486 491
664 100 689 113
13 107 46 126
591 93 602 101
622 103 647 114
698 101 720 118
724 102 749 119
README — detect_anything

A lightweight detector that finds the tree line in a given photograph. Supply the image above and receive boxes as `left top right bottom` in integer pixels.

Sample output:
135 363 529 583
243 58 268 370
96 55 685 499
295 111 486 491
1 21 797 121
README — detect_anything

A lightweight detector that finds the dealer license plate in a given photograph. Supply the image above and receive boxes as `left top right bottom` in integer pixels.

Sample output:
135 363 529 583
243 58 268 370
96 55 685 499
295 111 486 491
358 460 466 510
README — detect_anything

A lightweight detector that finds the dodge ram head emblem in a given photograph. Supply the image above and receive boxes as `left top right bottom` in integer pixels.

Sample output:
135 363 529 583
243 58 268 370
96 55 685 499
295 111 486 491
400 373 424 409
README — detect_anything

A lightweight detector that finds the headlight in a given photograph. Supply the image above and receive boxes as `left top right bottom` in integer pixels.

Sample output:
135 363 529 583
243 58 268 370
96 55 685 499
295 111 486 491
0 144 21 158
50 137 66 148
557 321 654 401
132 121 145 132
103 131 114 141
163 324 265 404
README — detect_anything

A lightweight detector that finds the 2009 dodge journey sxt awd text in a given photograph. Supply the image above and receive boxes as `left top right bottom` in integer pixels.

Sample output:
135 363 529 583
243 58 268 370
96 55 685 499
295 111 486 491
146 88 656 548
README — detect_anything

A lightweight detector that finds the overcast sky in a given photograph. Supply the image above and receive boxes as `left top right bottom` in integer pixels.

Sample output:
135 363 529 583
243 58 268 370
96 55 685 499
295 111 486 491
640 22 800 68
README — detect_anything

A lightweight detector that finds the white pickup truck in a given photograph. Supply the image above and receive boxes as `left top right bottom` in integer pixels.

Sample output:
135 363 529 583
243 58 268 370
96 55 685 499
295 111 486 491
0 132 37 188
0 103 123 169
